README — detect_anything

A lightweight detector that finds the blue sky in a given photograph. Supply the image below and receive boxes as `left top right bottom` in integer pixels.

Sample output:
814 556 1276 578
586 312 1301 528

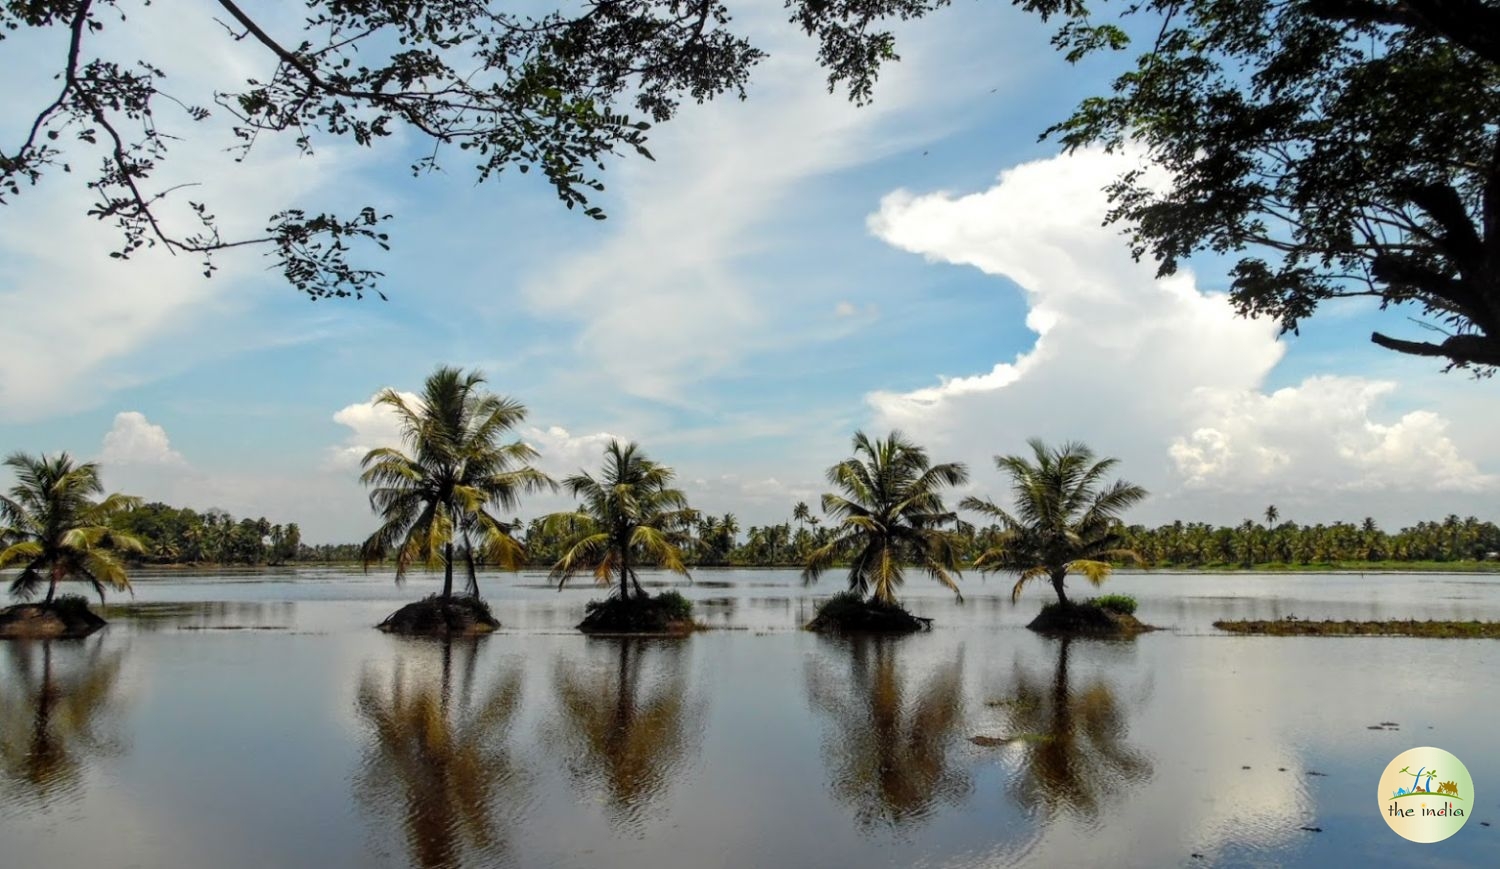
1 2 1495 542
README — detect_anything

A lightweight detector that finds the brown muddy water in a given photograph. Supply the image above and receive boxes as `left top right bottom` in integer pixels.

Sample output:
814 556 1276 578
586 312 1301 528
1 569 1497 868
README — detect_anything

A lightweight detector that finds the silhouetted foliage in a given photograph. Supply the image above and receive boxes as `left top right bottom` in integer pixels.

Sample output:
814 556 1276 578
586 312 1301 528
2 0 967 298
1034 0 1500 372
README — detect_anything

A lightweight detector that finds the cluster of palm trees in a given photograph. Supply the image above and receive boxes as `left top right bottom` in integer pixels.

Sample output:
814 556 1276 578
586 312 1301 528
0 367 1149 619
111 504 302 566
801 432 1145 609
356 367 695 609
353 367 1148 617
1118 513 1500 568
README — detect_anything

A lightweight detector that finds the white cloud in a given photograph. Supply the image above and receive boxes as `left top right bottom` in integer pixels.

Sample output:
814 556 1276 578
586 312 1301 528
866 148 1497 524
326 390 421 470
1171 377 1491 492
100 412 187 467
521 425 621 479
519 9 1000 405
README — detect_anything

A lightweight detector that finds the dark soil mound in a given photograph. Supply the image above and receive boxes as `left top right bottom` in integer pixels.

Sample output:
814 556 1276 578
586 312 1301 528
1027 600 1155 637
806 592 932 634
577 591 699 635
0 597 107 639
377 595 499 636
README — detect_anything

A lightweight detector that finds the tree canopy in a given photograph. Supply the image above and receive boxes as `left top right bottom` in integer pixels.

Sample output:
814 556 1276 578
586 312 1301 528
803 430 968 605
359 366 553 599
0 452 144 603
1 0 959 299
962 439 1146 604
1039 0 1500 372
544 439 696 600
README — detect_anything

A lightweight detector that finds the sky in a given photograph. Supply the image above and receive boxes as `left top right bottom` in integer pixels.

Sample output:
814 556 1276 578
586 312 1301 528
1 2 1496 543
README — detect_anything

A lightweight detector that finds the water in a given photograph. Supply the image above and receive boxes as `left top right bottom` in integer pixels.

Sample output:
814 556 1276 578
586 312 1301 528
1 569 1497 868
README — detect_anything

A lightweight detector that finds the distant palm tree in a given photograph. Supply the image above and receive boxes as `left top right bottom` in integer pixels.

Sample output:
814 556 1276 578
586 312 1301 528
962 439 1146 604
793 501 811 528
803 431 968 605
0 453 144 605
1264 505 1279 526
360 367 554 601
545 441 695 601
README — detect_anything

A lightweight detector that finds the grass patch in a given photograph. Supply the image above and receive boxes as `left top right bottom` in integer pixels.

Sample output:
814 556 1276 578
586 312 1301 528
578 591 701 635
805 591 931 634
1086 594 1138 615
1214 618 1500 638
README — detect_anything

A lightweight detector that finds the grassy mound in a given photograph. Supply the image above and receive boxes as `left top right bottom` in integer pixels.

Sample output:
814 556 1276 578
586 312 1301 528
578 591 700 635
377 594 499 636
1027 599 1154 637
805 591 932 634
0 594 108 639
1214 618 1500 638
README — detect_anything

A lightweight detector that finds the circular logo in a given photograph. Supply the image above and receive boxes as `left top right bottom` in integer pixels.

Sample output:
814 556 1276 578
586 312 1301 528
1378 747 1474 843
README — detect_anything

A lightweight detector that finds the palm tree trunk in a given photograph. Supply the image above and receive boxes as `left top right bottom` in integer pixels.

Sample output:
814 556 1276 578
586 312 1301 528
442 542 454 600
44 568 59 606
619 534 631 602
1051 567 1069 604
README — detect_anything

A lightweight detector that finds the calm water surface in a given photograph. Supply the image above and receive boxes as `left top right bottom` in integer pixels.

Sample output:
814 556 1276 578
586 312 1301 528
1 569 1497 868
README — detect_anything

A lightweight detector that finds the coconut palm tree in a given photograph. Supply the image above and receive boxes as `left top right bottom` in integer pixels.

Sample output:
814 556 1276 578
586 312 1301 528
962 440 1146 605
803 431 968 605
0 453 144 605
544 440 695 601
360 367 554 601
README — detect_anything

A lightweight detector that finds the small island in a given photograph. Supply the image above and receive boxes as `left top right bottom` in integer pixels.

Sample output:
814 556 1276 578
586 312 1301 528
0 453 144 639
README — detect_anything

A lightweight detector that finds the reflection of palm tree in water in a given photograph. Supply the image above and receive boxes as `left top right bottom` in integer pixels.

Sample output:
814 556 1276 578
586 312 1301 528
550 638 703 834
805 637 969 830
355 637 527 869
0 638 127 810
993 639 1150 821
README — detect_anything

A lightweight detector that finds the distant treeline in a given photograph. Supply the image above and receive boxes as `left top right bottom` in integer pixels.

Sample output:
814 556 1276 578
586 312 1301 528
517 510 1500 570
110 503 305 566
112 501 1500 570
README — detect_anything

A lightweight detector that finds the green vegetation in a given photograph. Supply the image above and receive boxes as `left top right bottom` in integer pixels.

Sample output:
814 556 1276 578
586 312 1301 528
1087 595 1137 616
802 431 967 632
359 366 553 604
544 441 698 633
110 502 303 566
1028 1 1500 372
1120 516 1500 570
1 452 143 605
1214 619 1500 638
963 440 1147 605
